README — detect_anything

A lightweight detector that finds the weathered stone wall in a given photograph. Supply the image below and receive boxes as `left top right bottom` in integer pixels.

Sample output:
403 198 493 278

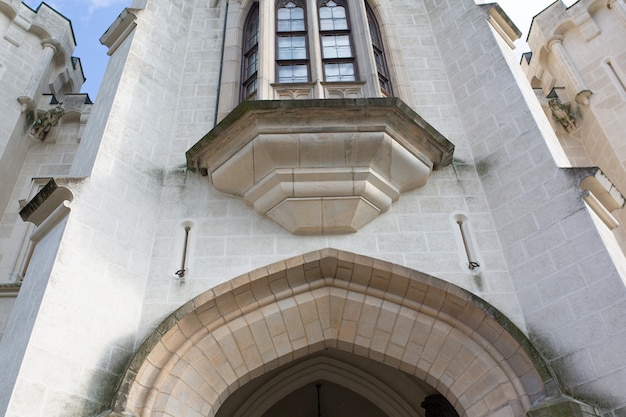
428 0 626 413
1 0 624 415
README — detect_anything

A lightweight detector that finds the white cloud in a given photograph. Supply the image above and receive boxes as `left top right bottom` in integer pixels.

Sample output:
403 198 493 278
85 0 129 15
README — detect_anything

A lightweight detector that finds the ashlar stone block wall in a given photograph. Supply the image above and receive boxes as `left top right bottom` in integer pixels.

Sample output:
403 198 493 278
1 0 625 415
430 0 626 413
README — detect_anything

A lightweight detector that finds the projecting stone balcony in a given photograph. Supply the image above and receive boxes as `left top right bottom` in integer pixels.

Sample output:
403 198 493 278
186 98 454 234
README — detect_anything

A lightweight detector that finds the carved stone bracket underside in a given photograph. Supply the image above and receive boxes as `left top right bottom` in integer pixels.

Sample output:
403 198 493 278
187 98 454 234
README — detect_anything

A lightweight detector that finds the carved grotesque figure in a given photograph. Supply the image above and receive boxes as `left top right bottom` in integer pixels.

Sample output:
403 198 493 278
30 106 65 140
548 97 577 133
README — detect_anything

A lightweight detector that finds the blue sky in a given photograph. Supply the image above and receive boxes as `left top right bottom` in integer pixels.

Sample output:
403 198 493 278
22 0 574 99
23 0 131 99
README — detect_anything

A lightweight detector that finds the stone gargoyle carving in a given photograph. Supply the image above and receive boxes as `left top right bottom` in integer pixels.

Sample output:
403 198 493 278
548 97 577 133
30 106 64 140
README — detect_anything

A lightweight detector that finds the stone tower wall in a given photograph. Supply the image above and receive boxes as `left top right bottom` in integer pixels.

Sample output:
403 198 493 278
0 0 624 415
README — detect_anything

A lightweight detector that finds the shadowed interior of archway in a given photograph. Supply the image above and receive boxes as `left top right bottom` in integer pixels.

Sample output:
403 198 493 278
215 349 443 417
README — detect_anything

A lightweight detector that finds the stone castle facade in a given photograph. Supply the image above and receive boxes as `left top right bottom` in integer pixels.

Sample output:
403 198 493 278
0 0 624 416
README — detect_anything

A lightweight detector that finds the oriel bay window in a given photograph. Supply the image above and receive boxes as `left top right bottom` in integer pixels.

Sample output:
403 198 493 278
238 0 394 102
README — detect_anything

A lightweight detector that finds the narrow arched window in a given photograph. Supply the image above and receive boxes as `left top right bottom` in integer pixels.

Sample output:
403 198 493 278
276 0 309 83
366 3 392 95
241 3 259 100
319 0 356 82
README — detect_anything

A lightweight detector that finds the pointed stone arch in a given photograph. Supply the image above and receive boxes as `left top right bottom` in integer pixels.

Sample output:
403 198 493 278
111 249 554 417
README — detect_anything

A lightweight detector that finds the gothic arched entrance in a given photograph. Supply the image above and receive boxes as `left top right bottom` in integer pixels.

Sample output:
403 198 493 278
111 249 552 417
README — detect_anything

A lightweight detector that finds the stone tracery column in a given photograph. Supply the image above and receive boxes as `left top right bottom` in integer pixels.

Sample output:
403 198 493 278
17 39 61 111
547 36 592 105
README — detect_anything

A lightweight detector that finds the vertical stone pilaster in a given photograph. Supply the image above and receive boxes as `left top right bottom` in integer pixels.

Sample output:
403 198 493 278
547 36 592 105
17 39 60 111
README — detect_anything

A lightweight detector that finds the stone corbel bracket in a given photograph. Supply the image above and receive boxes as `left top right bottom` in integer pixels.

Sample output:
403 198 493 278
580 169 625 230
19 178 74 240
187 98 454 234
100 8 140 56
486 4 522 49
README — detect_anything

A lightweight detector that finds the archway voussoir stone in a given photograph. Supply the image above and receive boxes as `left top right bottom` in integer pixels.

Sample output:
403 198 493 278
401 341 424 370
386 272 410 297
212 280 235 298
112 250 558 417
319 255 339 276
282 311 307 343
342 297 364 324
507 347 536 377
148 339 177 369
285 265 308 289
519 369 546 403
476 314 505 345
268 272 291 295
291 334 312 357
195 302 222 327
233 287 258 312
136 359 162 389
406 278 429 304
464 398 489 417
335 264 354 281
250 275 273 302
337 320 357 344
381 344 404 368
392 307 418 344
270 326 291 354
215 292 241 322
177 312 205 339
356 302 380 339
298 298 322 327
344 264 370 288
424 285 447 312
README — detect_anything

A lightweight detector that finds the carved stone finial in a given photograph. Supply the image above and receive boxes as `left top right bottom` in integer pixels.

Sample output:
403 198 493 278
548 98 578 133
30 106 64 140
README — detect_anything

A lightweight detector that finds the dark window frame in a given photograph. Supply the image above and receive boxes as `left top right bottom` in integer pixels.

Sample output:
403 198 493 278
318 0 357 82
366 2 393 95
241 2 260 101
276 0 311 84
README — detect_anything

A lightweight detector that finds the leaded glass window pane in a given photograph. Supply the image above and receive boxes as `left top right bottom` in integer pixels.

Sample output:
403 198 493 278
241 3 259 101
366 3 393 95
278 64 309 83
277 2 305 32
245 50 258 79
321 35 352 59
324 62 355 82
278 36 307 60
319 1 347 31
